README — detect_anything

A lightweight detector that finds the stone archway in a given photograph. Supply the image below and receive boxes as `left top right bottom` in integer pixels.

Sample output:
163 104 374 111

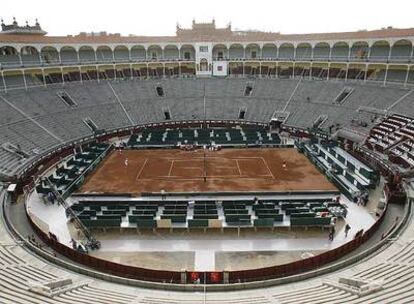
200 58 208 71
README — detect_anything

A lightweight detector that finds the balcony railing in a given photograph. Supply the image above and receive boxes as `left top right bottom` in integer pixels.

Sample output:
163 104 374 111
0 57 195 70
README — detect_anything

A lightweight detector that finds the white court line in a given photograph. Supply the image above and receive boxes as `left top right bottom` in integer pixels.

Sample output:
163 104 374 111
136 156 275 180
168 160 174 177
260 157 275 179
235 159 242 176
135 158 148 181
170 156 264 161
237 158 273 178
138 175 273 180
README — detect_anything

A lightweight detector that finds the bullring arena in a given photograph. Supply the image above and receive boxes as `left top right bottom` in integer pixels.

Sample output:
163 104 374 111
0 9 414 304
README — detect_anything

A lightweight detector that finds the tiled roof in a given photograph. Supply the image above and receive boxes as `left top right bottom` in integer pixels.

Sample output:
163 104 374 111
1 27 414 45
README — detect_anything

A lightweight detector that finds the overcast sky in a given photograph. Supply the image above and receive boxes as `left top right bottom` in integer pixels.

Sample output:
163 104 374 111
2 0 414 37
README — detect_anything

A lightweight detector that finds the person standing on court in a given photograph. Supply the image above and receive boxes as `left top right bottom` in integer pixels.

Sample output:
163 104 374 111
345 224 351 237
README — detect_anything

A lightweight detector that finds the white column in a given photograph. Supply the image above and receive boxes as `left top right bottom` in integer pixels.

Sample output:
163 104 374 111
367 45 372 62
61 68 65 85
18 53 23 66
38 51 43 65
275 61 279 78
403 66 410 87
1 71 7 93
310 63 313 79
345 64 349 82
327 64 330 81
79 67 83 84
383 65 389 86
42 69 47 87
387 45 392 62
328 45 332 61
293 62 295 78
364 65 368 82
22 70 28 90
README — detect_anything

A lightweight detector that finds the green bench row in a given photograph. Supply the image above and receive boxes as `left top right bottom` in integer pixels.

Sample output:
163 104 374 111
81 217 330 228
290 217 332 226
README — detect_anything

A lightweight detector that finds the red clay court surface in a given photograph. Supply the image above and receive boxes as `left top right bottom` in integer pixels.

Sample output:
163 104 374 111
79 148 337 196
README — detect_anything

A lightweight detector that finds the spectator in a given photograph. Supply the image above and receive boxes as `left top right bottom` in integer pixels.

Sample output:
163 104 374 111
345 224 351 237
70 238 77 249
328 225 335 241
47 192 54 204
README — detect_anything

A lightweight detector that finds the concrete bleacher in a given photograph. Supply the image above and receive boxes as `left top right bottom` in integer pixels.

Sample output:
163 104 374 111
1 78 414 178
365 114 414 168
290 80 345 104
127 127 280 147
0 148 28 177
392 91 414 115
